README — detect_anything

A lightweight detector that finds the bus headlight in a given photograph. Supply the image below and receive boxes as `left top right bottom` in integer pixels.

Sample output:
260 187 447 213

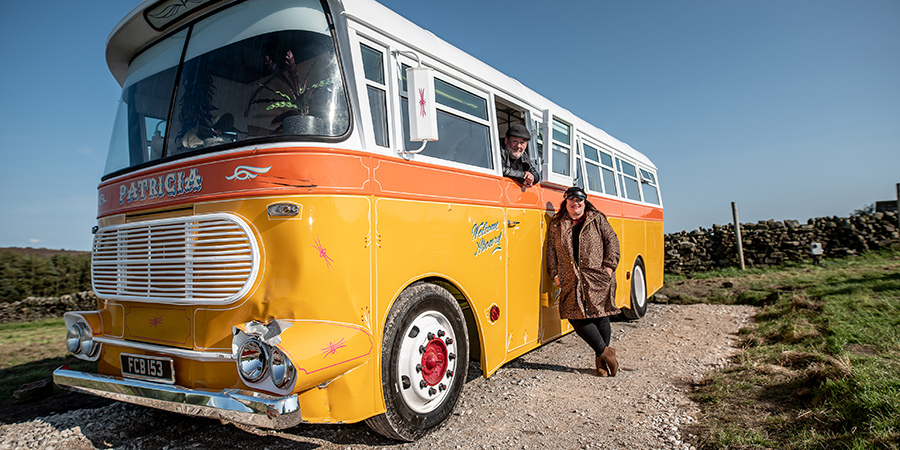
237 340 269 383
66 323 85 354
66 322 98 357
270 347 296 389
233 320 297 391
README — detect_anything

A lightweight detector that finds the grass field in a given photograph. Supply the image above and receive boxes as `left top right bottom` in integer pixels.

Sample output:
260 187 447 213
0 318 95 401
662 250 900 449
2 251 898 448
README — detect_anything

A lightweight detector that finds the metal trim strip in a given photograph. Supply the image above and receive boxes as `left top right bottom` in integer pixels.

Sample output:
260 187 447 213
95 337 233 361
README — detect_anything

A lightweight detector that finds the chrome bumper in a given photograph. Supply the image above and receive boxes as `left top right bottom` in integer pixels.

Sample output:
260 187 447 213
53 368 303 429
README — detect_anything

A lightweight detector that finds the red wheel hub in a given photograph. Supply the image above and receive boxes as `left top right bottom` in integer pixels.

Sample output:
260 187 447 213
420 338 448 386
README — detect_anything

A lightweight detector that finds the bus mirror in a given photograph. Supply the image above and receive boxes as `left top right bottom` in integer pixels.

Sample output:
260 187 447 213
406 67 438 142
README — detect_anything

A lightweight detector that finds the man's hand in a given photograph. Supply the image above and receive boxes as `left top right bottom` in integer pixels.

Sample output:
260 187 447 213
523 171 534 187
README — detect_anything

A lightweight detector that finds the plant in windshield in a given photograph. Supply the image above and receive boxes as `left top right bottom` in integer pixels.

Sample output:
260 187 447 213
176 62 217 145
252 50 334 125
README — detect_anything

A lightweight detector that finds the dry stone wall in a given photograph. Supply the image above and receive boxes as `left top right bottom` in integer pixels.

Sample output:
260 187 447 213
665 211 900 274
0 291 98 324
3 213 899 320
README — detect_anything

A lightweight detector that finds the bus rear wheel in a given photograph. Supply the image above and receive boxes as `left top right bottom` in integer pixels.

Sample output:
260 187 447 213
622 260 648 320
365 282 469 441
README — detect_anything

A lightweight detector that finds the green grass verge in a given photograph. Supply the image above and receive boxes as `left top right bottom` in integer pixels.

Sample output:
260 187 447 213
0 317 96 401
675 250 900 449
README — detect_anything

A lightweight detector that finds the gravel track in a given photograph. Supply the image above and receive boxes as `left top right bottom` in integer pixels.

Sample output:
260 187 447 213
0 303 755 449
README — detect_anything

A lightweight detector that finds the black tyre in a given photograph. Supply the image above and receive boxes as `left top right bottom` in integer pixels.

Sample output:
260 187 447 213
621 260 648 320
365 282 469 441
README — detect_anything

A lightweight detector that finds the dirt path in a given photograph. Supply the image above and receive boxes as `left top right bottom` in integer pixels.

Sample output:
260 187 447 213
0 303 755 449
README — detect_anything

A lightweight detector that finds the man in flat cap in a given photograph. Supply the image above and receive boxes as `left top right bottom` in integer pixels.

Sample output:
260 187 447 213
501 123 540 187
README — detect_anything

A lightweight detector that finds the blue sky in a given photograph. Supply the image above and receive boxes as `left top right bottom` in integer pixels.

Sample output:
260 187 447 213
1 0 898 251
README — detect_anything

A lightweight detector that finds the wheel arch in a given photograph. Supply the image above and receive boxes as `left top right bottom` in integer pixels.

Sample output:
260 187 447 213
420 276 482 365
382 276 484 367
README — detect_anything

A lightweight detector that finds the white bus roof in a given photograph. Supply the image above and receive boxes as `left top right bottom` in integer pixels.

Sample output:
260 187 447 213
106 0 654 169
339 0 653 169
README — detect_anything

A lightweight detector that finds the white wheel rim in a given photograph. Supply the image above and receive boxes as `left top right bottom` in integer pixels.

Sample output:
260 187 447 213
397 310 459 414
633 265 647 309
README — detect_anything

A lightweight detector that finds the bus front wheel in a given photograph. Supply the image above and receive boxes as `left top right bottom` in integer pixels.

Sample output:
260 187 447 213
622 260 648 320
365 282 469 441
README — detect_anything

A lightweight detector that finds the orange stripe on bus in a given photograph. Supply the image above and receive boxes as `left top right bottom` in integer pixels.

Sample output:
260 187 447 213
97 146 662 222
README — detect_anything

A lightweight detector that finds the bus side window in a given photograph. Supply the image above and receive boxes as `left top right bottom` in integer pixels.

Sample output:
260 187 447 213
574 139 584 189
598 150 618 197
583 142 603 194
360 43 389 148
639 168 661 205
495 100 541 183
617 158 642 201
495 102 526 147
550 118 571 177
399 66 493 169
584 145 618 197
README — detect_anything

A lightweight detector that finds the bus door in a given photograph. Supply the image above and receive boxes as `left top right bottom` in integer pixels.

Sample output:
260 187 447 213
494 103 543 360
504 208 542 359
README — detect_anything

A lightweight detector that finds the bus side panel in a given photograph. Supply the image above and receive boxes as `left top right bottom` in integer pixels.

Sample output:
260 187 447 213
373 198 507 376
623 217 648 309
605 216 631 310
195 196 381 423
645 214 665 296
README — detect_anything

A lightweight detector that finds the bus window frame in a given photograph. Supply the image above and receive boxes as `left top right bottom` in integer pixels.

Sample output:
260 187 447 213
574 136 585 190
639 167 662 205
580 135 620 198
351 35 394 152
493 96 544 182
540 109 577 188
525 110 544 177
579 136 601 195
616 156 643 203
394 54 496 174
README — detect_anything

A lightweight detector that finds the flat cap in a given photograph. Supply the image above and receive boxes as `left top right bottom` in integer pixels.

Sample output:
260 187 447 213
505 123 530 140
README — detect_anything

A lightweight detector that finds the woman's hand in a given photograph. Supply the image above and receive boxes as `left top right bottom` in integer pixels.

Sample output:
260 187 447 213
553 276 560 287
605 267 613 278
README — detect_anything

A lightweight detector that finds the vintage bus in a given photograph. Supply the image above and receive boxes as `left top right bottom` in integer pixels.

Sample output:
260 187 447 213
54 0 663 441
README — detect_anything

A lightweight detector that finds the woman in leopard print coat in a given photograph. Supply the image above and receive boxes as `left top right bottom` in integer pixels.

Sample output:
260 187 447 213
547 186 620 376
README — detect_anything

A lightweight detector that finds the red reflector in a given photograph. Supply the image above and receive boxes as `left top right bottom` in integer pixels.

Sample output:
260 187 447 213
626 271 631 281
489 305 500 322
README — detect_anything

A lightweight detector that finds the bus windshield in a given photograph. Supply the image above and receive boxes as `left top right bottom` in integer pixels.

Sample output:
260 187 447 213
104 0 349 176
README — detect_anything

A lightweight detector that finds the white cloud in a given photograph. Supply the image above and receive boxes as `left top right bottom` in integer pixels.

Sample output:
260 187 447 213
28 238 43 244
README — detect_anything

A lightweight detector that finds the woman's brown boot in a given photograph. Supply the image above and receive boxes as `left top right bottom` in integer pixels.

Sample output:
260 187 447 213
600 347 618 377
595 356 608 377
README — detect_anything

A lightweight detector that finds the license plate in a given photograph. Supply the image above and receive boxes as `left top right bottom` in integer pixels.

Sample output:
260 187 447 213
121 353 175 383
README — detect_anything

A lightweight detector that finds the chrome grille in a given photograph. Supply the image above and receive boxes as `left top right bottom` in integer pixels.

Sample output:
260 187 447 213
92 214 259 304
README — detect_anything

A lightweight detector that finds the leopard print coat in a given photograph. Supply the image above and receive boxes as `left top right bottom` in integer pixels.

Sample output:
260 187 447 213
546 207 620 320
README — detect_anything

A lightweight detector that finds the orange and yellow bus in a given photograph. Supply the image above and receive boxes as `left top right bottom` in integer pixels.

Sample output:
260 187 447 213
54 0 663 441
